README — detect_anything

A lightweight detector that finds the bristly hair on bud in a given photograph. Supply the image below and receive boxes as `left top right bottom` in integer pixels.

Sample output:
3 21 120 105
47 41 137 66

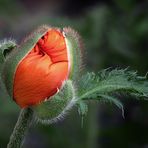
33 80 77 125
63 27 85 83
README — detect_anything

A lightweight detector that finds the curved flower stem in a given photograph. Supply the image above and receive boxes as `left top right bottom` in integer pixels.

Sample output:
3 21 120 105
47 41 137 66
7 108 34 148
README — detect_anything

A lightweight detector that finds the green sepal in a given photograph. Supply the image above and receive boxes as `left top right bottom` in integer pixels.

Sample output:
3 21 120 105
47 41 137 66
2 25 50 97
33 80 76 124
63 27 83 81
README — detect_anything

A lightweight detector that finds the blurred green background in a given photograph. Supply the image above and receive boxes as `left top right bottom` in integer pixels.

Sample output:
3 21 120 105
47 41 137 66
0 0 148 148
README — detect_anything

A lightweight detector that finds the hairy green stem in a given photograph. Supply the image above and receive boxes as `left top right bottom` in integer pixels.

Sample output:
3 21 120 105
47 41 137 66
7 108 34 148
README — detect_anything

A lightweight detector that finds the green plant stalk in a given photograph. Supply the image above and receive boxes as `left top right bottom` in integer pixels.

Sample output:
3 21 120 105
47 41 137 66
87 104 99 148
7 108 34 148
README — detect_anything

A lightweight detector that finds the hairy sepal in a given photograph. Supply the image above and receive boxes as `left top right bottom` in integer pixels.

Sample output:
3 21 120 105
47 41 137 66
33 80 76 124
63 27 83 82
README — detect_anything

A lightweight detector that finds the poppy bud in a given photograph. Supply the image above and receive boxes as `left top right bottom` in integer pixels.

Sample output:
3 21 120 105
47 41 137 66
2 25 82 108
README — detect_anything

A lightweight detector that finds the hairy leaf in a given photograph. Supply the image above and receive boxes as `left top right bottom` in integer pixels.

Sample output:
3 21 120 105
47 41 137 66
77 68 148 100
97 94 124 117
76 68 148 115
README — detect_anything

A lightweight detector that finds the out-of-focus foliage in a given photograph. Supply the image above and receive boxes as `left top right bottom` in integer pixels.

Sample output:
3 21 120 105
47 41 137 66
0 0 148 148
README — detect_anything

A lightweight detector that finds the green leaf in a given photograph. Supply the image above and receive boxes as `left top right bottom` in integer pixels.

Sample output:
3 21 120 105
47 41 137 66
77 68 148 103
97 94 124 117
77 101 88 127
77 101 88 116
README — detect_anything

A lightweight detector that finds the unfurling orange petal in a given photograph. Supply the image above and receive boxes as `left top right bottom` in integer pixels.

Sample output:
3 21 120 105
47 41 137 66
13 29 70 108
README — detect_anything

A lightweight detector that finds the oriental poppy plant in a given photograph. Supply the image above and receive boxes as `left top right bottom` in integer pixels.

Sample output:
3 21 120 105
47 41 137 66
1 25 148 148
2 26 81 108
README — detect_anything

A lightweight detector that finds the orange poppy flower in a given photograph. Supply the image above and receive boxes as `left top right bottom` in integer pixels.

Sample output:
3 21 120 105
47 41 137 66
13 29 70 108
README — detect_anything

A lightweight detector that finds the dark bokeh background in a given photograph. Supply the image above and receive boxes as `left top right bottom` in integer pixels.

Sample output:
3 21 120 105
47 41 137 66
0 0 148 148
